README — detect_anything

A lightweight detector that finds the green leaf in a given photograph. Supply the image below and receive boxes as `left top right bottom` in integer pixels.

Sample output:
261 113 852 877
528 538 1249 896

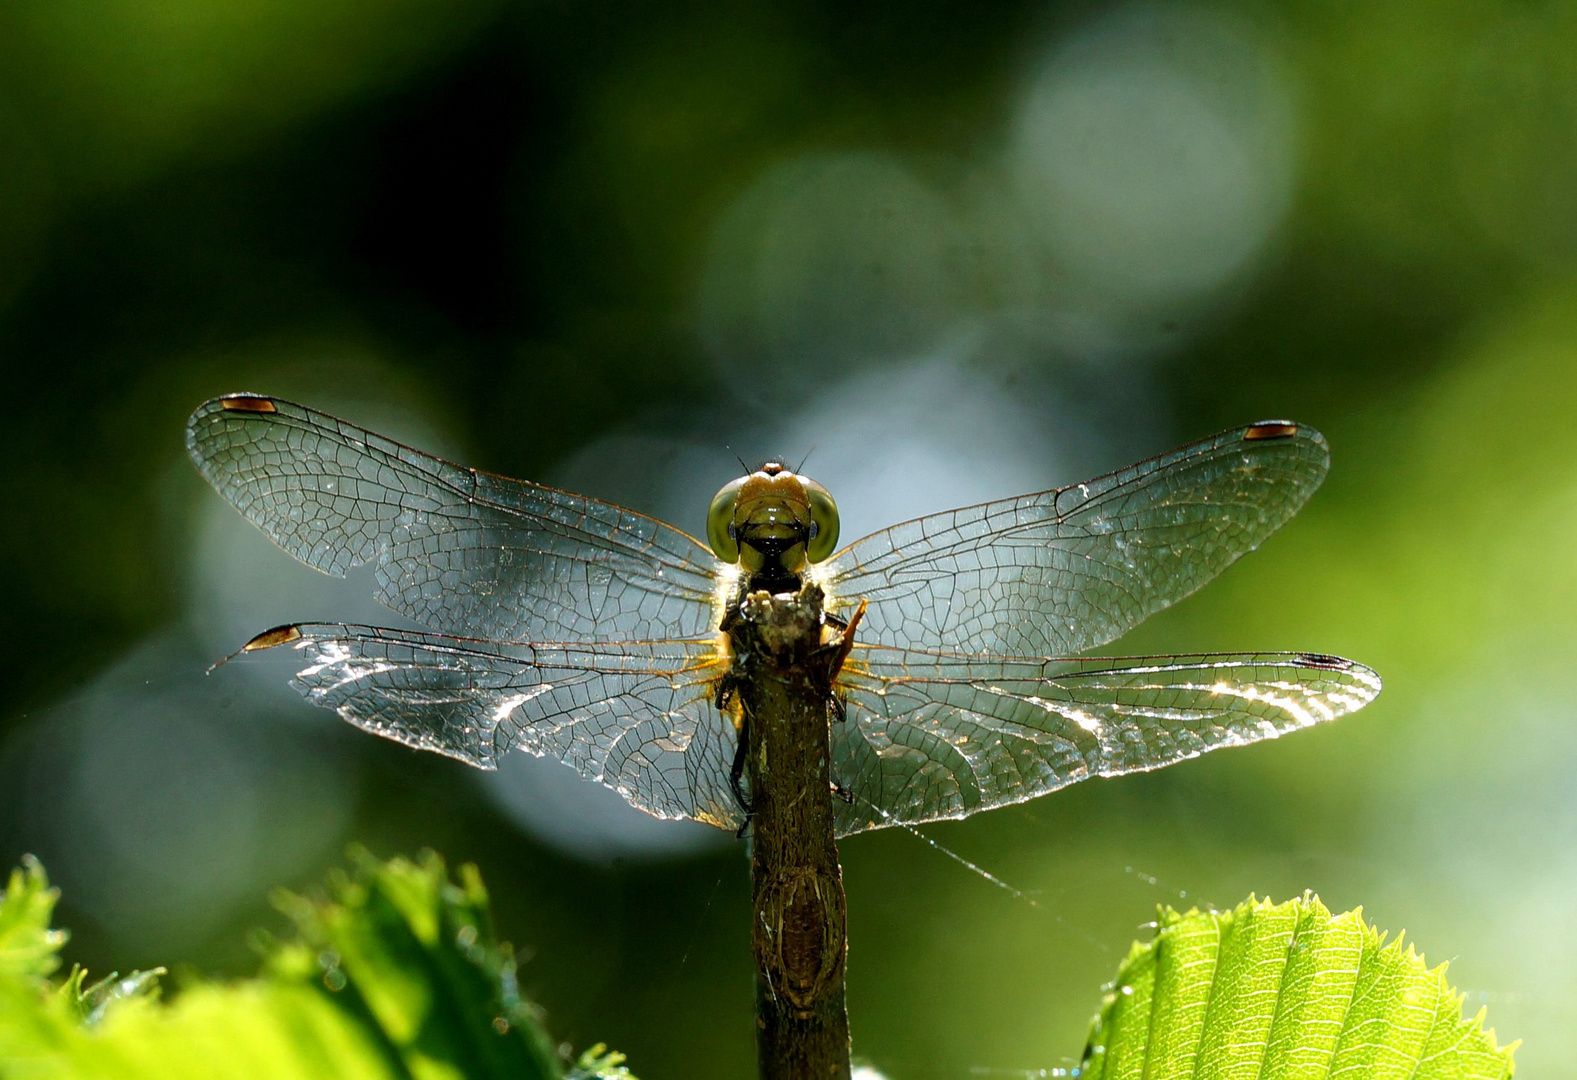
568 1044 639 1080
269 846 563 1080
0 855 68 984
1081 894 1517 1079
58 963 168 1024
0 850 635 1080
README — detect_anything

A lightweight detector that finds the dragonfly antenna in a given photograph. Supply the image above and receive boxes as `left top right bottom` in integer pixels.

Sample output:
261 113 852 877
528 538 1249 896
725 444 749 473
796 445 817 474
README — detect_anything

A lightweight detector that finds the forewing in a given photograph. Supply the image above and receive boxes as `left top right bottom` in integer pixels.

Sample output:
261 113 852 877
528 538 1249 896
830 646 1380 835
820 422 1328 656
187 395 723 642
247 624 743 831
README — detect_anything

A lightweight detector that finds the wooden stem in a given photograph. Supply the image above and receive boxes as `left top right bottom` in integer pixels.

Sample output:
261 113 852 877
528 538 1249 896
730 584 851 1080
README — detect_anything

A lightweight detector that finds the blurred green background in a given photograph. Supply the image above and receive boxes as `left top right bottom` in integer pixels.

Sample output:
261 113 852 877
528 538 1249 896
0 0 1571 1075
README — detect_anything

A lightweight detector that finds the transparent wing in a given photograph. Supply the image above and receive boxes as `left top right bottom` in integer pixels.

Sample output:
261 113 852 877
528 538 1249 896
819 421 1328 656
244 623 744 831
187 395 724 642
830 646 1380 836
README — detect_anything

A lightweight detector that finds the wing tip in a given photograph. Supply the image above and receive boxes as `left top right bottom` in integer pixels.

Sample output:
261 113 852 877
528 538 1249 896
207 623 304 673
1291 651 1383 698
1241 419 1330 479
186 394 279 459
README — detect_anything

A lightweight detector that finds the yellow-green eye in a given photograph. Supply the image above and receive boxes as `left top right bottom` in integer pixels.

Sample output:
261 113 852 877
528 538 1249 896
803 479 839 562
707 477 745 562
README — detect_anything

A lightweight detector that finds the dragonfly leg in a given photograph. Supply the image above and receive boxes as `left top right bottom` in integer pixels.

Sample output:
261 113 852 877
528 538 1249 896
718 599 743 634
818 599 864 725
729 712 754 829
830 780 855 805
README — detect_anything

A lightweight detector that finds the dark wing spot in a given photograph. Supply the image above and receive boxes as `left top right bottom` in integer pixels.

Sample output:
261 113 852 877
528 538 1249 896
1293 652 1350 670
219 394 278 414
1243 421 1299 441
243 624 304 651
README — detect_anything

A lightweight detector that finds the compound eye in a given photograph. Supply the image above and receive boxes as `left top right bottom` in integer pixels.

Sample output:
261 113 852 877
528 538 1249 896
707 477 745 562
802 479 839 562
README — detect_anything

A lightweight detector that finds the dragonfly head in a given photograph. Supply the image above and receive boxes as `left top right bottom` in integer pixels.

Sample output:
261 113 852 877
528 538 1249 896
708 462 840 576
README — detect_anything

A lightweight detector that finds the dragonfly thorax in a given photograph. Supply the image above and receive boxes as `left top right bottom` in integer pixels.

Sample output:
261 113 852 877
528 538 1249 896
708 463 839 594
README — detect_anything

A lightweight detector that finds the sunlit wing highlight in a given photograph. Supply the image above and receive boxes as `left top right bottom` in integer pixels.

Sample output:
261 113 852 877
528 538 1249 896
828 647 1380 836
248 623 744 830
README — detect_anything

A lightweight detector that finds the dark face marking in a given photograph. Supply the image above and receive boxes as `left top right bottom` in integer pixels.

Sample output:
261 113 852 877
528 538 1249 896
731 471 815 589
708 463 839 591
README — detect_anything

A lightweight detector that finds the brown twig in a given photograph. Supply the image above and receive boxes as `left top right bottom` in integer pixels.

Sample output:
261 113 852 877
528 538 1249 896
729 583 851 1080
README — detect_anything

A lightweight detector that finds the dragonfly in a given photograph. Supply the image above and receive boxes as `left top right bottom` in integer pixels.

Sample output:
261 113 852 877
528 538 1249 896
188 395 1380 837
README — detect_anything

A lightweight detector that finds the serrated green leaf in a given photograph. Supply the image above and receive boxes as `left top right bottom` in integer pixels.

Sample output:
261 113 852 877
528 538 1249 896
269 846 562 1080
1081 895 1517 1080
57 963 168 1025
0 851 637 1080
569 1043 638 1080
0 855 68 984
